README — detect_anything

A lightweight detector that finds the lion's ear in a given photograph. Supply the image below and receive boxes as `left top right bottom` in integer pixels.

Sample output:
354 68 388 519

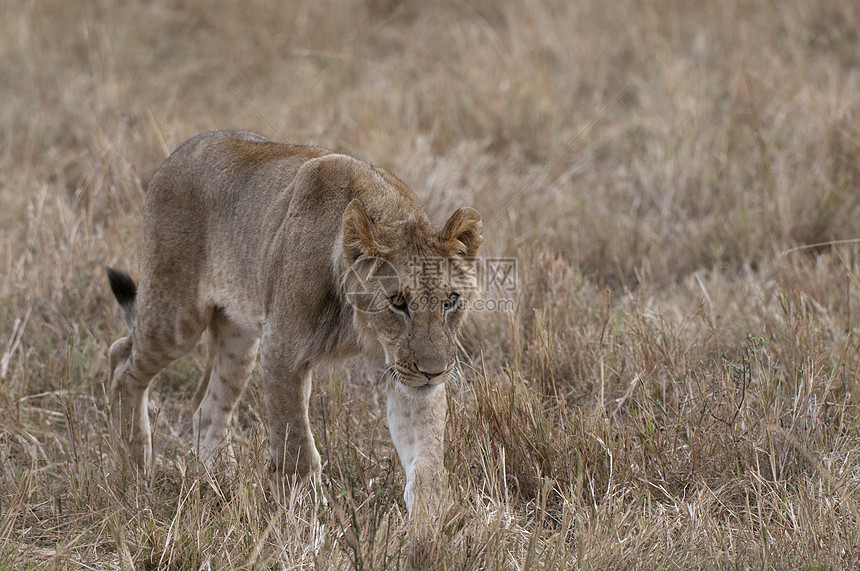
342 199 387 263
441 207 483 257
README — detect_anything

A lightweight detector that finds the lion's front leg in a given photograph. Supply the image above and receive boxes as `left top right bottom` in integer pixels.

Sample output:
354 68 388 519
259 342 321 501
387 380 447 517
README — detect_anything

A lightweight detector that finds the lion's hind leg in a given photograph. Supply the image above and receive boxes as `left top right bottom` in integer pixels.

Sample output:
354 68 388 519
108 330 198 471
108 335 152 468
107 279 210 472
192 308 260 468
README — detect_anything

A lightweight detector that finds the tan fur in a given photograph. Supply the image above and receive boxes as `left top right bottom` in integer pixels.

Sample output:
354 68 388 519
106 130 482 516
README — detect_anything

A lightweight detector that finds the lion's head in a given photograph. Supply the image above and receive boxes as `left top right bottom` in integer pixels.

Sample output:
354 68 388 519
341 199 483 387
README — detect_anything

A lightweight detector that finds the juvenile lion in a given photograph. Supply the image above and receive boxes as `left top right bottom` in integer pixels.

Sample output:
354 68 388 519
106 131 482 515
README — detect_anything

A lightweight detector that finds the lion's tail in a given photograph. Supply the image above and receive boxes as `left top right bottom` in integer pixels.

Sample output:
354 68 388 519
106 267 138 331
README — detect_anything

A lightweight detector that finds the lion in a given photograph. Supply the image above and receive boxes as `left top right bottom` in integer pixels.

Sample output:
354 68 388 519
106 130 482 516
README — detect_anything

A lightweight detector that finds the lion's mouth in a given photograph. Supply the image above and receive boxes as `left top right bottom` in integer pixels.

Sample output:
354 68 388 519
389 365 452 388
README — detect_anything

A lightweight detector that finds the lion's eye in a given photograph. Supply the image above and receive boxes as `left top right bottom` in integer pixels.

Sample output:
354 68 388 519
390 292 408 312
442 293 460 313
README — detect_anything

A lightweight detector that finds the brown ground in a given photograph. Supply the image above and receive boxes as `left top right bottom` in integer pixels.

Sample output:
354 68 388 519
1 0 859 568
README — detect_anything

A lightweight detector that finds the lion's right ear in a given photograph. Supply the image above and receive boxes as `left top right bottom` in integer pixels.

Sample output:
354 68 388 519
342 199 388 263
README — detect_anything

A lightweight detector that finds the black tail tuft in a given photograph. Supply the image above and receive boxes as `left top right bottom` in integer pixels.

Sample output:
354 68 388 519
106 267 138 330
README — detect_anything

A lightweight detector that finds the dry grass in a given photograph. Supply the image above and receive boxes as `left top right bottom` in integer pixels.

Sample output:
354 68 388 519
2 0 860 568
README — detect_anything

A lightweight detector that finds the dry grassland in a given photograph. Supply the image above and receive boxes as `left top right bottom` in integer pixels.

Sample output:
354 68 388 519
1 0 860 568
